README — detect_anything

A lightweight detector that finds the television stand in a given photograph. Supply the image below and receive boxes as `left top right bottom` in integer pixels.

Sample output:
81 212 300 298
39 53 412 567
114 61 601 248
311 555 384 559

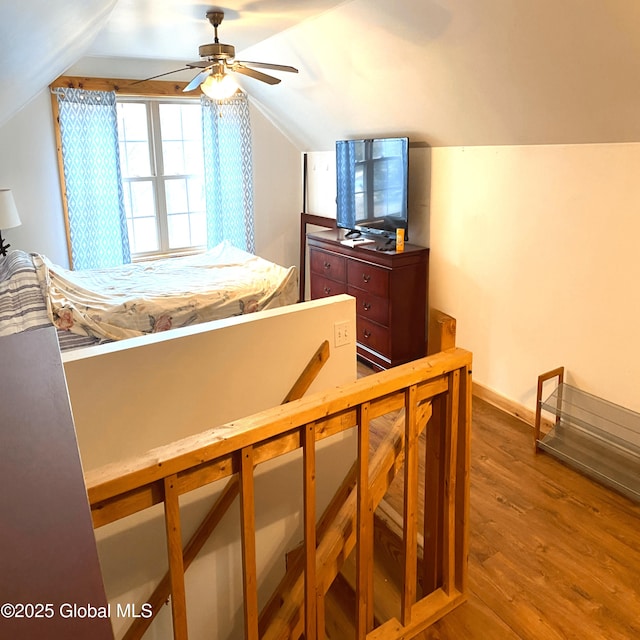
307 228 429 369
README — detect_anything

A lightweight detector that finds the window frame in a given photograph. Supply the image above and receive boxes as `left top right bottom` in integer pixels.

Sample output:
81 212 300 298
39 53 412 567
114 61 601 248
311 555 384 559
50 75 203 266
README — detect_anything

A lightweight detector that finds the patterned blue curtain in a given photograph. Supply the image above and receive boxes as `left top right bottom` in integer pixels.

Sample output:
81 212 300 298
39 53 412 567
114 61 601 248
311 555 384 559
201 93 255 253
55 88 130 270
336 140 357 229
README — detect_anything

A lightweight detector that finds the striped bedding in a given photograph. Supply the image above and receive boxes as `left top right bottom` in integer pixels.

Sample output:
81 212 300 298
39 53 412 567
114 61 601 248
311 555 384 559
0 250 101 350
0 250 51 338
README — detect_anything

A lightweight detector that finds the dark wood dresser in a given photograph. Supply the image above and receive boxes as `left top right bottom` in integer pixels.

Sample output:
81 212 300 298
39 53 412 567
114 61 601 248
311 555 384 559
307 229 429 370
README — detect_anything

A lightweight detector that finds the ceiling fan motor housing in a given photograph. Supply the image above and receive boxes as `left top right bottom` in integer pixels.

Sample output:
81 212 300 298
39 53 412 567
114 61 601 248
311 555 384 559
199 42 235 60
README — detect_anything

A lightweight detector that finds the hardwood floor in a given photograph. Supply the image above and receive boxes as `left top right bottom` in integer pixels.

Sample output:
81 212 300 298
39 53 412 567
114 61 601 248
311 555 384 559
361 364 640 639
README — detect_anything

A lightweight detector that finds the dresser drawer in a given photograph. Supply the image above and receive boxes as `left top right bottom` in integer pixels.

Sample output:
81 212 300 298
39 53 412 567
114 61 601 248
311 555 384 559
310 275 347 299
310 248 347 281
348 286 389 327
347 260 389 297
357 317 390 356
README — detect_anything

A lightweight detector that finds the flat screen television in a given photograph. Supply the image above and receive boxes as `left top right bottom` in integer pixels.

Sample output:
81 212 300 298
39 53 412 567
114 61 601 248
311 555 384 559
335 136 409 240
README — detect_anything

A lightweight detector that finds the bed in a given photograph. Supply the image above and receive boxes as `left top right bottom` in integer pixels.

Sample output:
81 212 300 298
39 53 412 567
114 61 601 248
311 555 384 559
0 242 298 351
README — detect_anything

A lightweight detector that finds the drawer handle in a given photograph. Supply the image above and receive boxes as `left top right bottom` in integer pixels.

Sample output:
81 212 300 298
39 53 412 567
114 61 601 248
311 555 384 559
324 262 331 270
363 302 372 311
363 329 372 339
362 273 371 283
323 286 331 295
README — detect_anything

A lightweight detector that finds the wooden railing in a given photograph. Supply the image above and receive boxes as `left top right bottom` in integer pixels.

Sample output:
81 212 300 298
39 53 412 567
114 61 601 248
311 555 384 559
85 347 472 639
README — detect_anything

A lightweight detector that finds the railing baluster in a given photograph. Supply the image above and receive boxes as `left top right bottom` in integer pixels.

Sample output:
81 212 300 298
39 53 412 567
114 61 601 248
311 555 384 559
316 586 326 640
163 474 188 640
303 422 318 639
456 364 472 594
443 369 460 596
239 446 259 640
423 393 445 593
401 385 419 625
356 401 373 638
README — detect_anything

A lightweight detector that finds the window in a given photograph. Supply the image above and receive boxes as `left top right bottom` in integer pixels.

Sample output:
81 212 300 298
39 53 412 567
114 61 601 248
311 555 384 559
52 78 255 270
117 99 207 256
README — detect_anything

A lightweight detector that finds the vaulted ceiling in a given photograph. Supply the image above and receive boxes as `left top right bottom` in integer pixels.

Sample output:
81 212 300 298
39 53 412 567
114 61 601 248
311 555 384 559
3 0 640 150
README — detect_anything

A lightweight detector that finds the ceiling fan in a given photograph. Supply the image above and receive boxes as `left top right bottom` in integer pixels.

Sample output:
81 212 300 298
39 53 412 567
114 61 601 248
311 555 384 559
146 10 299 99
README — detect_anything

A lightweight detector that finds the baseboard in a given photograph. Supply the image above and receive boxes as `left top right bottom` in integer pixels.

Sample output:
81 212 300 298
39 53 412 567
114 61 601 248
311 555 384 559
472 381 536 428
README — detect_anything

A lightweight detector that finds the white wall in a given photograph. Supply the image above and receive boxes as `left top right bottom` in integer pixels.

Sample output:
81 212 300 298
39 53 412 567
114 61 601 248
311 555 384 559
430 142 640 413
0 87 302 270
307 142 640 415
0 90 69 265
64 296 357 470
251 105 302 269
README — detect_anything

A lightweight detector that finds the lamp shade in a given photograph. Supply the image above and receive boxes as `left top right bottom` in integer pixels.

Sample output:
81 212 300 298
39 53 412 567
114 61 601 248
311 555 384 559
0 190 21 229
201 74 239 100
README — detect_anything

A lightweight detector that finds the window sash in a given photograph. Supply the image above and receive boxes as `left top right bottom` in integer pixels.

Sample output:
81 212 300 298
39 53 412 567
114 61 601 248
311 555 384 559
118 97 207 257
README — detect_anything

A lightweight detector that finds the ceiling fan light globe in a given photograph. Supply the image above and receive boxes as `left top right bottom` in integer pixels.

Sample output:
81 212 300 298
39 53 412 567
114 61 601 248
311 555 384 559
201 74 239 100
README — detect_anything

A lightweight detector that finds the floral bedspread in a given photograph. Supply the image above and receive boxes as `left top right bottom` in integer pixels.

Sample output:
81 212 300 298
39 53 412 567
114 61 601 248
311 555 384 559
32 241 298 341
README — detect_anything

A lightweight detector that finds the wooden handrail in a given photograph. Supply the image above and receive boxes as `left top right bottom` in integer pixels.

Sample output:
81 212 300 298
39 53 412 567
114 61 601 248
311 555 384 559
282 339 330 403
87 348 472 639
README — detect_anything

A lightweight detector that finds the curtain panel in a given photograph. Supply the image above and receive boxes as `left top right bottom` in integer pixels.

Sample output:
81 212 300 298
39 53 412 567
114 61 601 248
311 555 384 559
201 93 255 253
54 88 131 270
335 141 357 230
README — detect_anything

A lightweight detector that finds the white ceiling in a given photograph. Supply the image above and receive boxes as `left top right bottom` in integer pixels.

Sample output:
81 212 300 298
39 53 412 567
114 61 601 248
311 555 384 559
3 0 640 150
86 0 347 60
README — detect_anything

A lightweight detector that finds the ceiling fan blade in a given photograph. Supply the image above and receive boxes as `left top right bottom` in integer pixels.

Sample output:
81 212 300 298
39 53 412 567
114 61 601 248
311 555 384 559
183 69 212 92
186 60 215 69
234 61 299 74
231 64 281 85
131 67 192 85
